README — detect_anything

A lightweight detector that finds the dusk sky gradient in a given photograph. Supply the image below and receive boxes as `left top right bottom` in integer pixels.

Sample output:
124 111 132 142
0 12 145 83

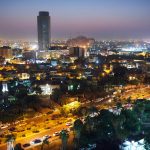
0 0 150 40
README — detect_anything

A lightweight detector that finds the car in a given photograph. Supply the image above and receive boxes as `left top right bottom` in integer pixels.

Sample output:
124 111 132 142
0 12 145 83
53 132 60 136
43 135 51 140
8 127 16 131
1 125 8 129
66 122 72 126
30 139 42 145
14 121 20 124
23 143 30 148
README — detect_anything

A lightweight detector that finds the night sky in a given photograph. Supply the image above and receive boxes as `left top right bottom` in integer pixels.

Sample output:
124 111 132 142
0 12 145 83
0 0 150 40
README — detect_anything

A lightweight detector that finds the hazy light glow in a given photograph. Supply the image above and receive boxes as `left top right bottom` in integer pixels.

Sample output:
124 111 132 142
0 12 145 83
0 0 150 40
121 47 145 52
30 44 38 50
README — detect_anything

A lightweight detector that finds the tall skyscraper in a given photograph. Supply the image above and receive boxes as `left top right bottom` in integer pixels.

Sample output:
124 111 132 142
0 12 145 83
37 11 50 50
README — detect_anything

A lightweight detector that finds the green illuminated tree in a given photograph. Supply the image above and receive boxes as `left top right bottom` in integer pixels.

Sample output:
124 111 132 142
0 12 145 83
60 130 69 150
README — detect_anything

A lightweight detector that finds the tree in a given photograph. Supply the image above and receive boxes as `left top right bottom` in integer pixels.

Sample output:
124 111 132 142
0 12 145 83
122 109 141 135
110 113 127 142
145 129 150 150
5 134 16 143
73 119 83 149
14 143 24 150
88 106 98 116
15 84 28 99
24 95 41 111
74 57 86 67
60 130 69 150
41 138 50 150
127 96 132 104
78 106 88 116
96 109 115 140
84 116 97 133
113 65 128 85
116 102 122 109
51 88 63 104
32 85 42 95
133 100 145 119
5 134 16 150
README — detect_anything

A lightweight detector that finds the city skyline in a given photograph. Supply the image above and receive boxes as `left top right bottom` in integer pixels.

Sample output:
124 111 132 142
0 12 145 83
0 0 150 40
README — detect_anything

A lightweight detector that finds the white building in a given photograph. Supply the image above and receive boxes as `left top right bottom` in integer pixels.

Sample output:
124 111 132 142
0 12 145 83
119 139 145 150
40 84 59 95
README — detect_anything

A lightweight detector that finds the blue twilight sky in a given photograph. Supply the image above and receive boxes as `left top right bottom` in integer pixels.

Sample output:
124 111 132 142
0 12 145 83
0 0 150 40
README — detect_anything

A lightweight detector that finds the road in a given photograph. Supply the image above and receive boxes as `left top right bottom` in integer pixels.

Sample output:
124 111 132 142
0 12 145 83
0 123 70 150
121 85 150 101
1 84 149 150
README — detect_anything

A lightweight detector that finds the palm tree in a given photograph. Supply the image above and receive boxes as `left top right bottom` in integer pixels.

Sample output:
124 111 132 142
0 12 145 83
59 130 69 150
41 138 50 150
134 100 145 119
84 114 99 134
5 134 16 150
14 143 23 150
73 119 83 149
116 102 122 109
110 113 127 141
127 96 131 104
79 106 88 116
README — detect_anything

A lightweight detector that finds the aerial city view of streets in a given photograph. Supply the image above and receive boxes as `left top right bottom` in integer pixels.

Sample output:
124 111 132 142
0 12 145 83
1 0 150 150
1 39 150 150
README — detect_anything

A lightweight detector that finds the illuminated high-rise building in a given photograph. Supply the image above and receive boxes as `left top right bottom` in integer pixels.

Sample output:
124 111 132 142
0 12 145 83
37 11 50 50
69 47 85 58
0 46 13 59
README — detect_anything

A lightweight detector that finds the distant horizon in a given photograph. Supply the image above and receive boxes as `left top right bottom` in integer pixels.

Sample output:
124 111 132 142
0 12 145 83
0 0 150 41
0 36 150 42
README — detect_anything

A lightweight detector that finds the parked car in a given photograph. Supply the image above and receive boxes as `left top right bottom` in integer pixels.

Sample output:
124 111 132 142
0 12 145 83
53 132 60 136
23 143 30 148
30 139 42 145
8 127 16 131
66 122 72 126
43 135 51 140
